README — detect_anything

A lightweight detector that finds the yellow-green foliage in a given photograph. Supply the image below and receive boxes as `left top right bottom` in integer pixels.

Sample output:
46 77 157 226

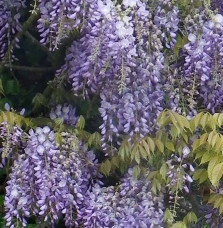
99 110 223 226
4 109 223 226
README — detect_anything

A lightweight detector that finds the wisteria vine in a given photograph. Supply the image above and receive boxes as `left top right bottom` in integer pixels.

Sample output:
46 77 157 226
2 0 223 227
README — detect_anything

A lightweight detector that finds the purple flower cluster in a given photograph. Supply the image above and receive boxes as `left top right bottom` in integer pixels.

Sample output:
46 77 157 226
164 71 198 119
54 0 182 149
211 0 223 14
0 122 24 167
4 127 100 227
4 154 33 227
37 0 87 50
184 14 223 112
204 207 223 228
64 0 137 97
154 0 179 48
99 78 163 150
49 103 78 126
82 168 164 227
166 147 194 194
63 0 168 96
0 0 25 60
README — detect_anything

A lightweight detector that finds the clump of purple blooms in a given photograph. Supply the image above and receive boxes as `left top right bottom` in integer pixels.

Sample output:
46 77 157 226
82 168 164 228
0 0 25 60
211 0 223 14
166 147 194 194
59 0 172 150
49 103 78 126
184 14 223 112
4 127 100 227
0 121 24 167
154 0 179 49
37 0 88 50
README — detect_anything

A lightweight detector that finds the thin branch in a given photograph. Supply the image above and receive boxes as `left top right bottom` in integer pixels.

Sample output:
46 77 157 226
4 64 56 73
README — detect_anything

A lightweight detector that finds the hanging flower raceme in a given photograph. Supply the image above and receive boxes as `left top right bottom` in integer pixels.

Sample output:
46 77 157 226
4 128 100 227
154 0 179 49
0 121 24 167
4 154 34 227
64 0 139 97
166 147 194 194
82 168 165 228
0 0 25 60
63 0 168 97
99 76 163 151
49 103 78 126
184 14 223 112
37 0 88 50
98 2 165 149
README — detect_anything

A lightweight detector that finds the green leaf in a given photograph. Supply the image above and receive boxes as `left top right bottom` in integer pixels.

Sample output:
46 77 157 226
146 137 155 153
210 162 223 186
219 200 223 214
181 131 189 143
213 196 223 209
218 114 223 126
208 157 221 182
76 115 85 130
200 113 209 129
172 222 187 228
190 112 203 132
133 165 141 179
160 163 168 180
155 139 164 153
173 111 190 129
134 149 141 164
142 140 150 156
119 141 131 161
0 79 5 95
139 144 148 160
32 93 47 110
183 212 198 225
164 208 174 224
173 35 188 58
4 79 19 95
200 152 214 164
111 156 120 168
55 132 62 145
165 141 175 152
100 160 111 176
193 169 208 184
54 118 63 126
151 178 161 194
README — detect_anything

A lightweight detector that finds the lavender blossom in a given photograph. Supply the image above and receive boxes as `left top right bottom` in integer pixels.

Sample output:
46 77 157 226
96 1 165 149
204 207 223 228
82 168 164 227
0 122 24 167
0 0 25 60
37 0 87 50
154 0 179 48
4 128 100 227
99 78 164 150
211 0 223 14
64 0 138 97
184 14 223 112
49 103 78 126
4 154 34 227
166 149 194 194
